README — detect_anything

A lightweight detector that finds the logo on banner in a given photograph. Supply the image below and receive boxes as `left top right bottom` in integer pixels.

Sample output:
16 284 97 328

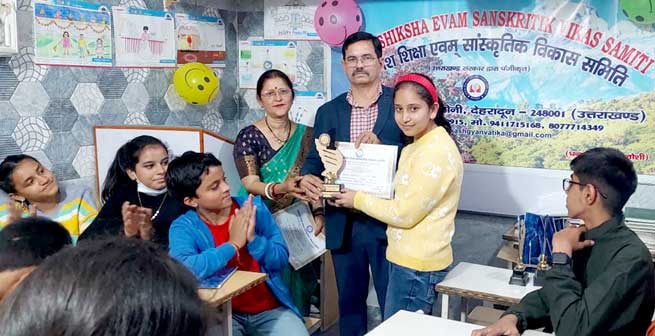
463 75 489 101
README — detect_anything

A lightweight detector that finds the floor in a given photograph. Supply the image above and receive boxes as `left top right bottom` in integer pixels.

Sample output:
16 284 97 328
314 211 514 335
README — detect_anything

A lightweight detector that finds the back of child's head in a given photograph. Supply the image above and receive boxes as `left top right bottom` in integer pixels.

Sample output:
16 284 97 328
0 237 208 336
0 217 71 272
165 151 222 202
0 155 38 194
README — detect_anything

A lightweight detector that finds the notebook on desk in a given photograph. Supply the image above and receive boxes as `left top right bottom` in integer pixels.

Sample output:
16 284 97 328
199 266 238 289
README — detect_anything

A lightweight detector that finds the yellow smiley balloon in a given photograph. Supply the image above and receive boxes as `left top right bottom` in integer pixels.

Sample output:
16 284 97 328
173 62 220 105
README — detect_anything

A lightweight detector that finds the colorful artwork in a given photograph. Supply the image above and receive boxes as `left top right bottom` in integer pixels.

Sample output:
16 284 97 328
239 39 298 88
113 6 176 67
33 0 112 66
0 0 17 54
289 90 326 127
264 0 320 40
175 13 226 67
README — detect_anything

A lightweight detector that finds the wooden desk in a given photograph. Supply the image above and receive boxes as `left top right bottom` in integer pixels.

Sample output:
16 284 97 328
366 310 552 335
199 271 268 336
436 262 540 321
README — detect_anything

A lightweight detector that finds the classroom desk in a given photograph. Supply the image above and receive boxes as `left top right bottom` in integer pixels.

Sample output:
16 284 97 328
436 262 541 321
366 310 552 335
199 271 268 336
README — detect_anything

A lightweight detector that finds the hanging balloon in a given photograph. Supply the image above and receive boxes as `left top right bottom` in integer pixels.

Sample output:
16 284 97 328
173 62 220 105
314 0 363 47
620 0 655 24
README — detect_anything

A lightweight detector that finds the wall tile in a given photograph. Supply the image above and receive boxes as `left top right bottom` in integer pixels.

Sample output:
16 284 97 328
71 114 100 146
98 99 128 125
122 83 149 114
0 102 20 136
145 97 170 125
42 67 77 99
10 82 49 116
0 64 19 100
97 68 128 99
45 131 78 164
71 83 103 115
9 47 47 82
44 99 79 132
12 117 51 152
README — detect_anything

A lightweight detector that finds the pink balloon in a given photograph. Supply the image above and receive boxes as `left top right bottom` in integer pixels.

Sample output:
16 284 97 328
314 0 363 47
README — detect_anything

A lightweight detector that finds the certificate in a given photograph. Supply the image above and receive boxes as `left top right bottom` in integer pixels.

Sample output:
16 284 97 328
273 201 326 270
335 142 398 199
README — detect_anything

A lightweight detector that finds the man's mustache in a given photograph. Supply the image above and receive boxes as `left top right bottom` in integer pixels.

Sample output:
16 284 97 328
352 70 368 76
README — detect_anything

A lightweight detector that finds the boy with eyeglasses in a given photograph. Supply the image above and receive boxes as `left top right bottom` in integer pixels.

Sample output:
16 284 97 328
473 147 655 336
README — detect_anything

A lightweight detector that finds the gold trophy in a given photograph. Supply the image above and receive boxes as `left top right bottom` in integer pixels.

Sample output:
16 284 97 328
315 133 344 199
533 253 550 286
509 220 529 286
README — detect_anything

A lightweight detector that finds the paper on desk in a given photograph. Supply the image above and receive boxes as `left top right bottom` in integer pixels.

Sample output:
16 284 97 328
273 201 326 270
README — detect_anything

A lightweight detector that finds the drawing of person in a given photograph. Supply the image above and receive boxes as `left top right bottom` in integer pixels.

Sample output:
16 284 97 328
78 33 88 57
141 26 150 42
53 31 71 56
0 0 15 47
95 38 104 58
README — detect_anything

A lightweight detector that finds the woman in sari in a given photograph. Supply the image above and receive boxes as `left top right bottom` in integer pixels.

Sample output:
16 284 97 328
233 69 322 316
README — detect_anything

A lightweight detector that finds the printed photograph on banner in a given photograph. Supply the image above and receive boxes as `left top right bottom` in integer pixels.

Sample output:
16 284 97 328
113 6 176 67
264 0 320 40
239 39 298 88
360 0 655 175
33 0 112 66
289 91 326 127
175 13 226 67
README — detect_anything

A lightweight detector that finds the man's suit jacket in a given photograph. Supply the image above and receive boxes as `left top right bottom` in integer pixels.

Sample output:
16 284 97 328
301 85 406 249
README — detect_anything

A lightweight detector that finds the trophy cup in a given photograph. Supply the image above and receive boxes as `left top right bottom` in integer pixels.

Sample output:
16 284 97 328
533 253 550 286
509 220 529 286
315 133 344 199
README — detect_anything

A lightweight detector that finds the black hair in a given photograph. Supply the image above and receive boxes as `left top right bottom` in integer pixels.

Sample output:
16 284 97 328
570 147 638 215
102 136 168 203
342 31 383 59
256 69 296 100
165 151 222 201
0 237 209 336
0 217 71 272
0 155 39 194
394 73 452 134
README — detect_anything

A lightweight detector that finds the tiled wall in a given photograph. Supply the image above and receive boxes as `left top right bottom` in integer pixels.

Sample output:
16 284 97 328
0 0 326 196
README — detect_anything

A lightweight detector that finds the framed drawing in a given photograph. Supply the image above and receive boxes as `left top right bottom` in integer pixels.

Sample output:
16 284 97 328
0 0 17 54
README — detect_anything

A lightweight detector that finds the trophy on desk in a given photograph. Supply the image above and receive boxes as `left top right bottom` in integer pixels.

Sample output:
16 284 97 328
533 253 551 286
509 220 529 286
315 133 344 199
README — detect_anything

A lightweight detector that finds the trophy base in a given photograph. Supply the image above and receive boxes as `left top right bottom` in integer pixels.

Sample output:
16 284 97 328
533 267 550 287
322 183 344 200
508 268 529 286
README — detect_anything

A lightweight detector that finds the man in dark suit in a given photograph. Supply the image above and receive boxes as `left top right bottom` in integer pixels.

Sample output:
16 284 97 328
300 32 405 336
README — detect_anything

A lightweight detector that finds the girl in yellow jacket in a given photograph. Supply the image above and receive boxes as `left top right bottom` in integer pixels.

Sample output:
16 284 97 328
334 73 463 319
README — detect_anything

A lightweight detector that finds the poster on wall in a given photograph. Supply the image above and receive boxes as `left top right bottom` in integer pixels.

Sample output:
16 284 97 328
113 6 176 67
289 90 326 127
175 13 226 67
263 0 320 40
0 0 18 55
238 39 298 88
33 0 112 66
357 1 655 176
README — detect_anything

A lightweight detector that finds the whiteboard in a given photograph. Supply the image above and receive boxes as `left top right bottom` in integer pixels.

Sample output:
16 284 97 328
460 164 655 216
94 126 242 197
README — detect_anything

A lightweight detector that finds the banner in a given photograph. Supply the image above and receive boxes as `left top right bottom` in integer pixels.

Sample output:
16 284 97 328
359 0 654 175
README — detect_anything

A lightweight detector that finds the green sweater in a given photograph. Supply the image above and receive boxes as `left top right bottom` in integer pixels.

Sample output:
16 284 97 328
507 215 655 335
